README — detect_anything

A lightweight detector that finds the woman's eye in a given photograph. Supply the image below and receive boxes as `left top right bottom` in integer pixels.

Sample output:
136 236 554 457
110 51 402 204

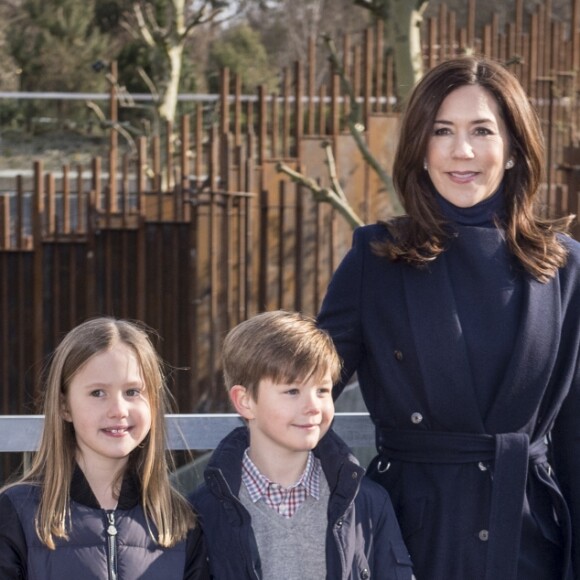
433 127 450 136
474 127 493 135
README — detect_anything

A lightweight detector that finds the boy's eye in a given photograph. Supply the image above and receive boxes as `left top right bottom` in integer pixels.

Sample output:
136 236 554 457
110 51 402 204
284 388 299 395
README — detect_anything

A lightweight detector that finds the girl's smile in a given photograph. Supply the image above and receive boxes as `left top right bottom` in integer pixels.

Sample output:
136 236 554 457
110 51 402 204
62 342 152 471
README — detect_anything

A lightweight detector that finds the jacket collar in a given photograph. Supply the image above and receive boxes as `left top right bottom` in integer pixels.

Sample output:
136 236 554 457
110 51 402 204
70 463 141 510
204 425 365 518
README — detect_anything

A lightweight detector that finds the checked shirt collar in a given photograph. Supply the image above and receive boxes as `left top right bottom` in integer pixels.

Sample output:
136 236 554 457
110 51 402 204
241 448 321 519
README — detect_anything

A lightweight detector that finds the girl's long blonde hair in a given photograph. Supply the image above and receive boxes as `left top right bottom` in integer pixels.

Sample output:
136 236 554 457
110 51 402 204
14 317 195 549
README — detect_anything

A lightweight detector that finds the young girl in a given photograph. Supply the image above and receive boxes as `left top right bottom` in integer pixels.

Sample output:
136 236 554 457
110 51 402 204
0 317 209 579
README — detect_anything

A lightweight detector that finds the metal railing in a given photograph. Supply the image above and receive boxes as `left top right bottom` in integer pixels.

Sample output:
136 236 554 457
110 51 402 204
0 412 374 452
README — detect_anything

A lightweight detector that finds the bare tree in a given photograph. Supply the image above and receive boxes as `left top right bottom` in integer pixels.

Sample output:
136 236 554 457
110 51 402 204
122 0 246 124
241 0 371 88
355 0 429 102
276 1 430 229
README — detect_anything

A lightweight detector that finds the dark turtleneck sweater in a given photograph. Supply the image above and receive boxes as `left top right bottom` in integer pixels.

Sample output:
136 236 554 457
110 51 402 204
435 187 523 419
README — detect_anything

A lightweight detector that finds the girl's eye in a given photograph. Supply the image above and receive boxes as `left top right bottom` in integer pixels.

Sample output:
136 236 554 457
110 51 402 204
90 389 105 398
126 388 143 397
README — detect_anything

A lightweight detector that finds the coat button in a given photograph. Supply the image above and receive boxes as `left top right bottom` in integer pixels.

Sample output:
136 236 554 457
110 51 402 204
411 412 423 424
478 462 488 471
360 569 370 579
394 350 404 361
478 529 489 541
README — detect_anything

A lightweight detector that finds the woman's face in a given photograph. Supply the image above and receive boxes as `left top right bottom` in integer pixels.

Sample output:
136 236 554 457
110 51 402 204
425 84 512 208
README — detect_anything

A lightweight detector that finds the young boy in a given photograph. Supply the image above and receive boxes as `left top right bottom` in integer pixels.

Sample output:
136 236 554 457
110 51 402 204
191 310 413 579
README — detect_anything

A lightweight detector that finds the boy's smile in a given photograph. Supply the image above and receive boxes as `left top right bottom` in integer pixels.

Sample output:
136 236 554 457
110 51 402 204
232 370 334 481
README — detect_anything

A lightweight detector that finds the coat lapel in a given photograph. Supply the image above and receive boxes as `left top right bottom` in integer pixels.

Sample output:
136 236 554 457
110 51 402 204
485 274 561 432
403 255 485 432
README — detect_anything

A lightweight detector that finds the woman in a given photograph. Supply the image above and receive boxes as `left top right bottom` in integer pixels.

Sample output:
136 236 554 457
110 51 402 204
318 56 580 579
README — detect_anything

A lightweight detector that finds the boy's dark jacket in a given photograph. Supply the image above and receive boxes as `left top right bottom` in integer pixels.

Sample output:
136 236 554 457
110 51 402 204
190 426 413 579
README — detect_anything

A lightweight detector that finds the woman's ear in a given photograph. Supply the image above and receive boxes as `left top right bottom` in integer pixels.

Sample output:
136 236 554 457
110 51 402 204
229 385 255 420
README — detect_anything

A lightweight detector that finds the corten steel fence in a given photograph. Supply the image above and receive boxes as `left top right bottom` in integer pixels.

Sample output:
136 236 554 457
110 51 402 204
1 0 580 481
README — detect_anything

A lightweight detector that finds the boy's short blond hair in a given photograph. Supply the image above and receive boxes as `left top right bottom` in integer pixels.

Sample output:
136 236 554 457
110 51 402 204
222 310 341 400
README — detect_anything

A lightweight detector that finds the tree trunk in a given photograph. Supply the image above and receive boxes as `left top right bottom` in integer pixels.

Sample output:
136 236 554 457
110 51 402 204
159 43 184 124
391 0 428 103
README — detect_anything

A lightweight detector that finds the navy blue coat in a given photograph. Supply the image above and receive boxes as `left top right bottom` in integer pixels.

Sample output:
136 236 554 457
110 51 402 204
318 223 580 580
190 426 413 579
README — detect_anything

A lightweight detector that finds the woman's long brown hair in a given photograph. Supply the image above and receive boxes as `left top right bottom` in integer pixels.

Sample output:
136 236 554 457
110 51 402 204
375 56 573 282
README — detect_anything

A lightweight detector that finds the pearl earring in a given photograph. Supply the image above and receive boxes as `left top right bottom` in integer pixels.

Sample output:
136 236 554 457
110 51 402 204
505 159 514 169
424 160 428 171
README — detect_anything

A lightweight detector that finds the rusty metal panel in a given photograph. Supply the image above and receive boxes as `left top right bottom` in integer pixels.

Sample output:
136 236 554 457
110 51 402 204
366 114 400 221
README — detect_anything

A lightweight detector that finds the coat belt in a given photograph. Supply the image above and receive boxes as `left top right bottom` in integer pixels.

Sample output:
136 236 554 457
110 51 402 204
376 429 571 580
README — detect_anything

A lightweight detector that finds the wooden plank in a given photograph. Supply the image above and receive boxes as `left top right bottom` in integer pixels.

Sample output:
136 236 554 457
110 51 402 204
0 252 7 410
16 176 25 249
0 196 9 249
31 161 44 396
220 67 230 136
294 60 304 157
363 28 372 122
234 74 242 147
308 37 316 135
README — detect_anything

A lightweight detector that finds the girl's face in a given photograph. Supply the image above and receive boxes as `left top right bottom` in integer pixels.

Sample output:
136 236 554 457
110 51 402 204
425 84 512 208
62 342 152 471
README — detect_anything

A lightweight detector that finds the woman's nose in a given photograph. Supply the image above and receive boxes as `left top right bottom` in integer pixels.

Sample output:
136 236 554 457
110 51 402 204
452 135 475 159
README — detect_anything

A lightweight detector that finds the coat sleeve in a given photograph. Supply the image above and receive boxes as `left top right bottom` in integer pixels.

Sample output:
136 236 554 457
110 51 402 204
317 226 367 398
183 524 211 580
0 492 27 579
549 241 580 577
551 355 580 577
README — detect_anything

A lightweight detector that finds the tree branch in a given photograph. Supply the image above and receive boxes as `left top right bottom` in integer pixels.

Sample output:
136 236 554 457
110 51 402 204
323 34 403 215
85 102 138 155
276 161 364 230
131 2 157 47
321 140 348 203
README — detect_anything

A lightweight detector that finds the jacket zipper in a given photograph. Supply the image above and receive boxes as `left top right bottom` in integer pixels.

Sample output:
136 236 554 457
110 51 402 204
105 510 118 580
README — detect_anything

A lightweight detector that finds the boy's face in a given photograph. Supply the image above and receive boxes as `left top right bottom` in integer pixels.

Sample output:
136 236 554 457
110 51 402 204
240 369 335 459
